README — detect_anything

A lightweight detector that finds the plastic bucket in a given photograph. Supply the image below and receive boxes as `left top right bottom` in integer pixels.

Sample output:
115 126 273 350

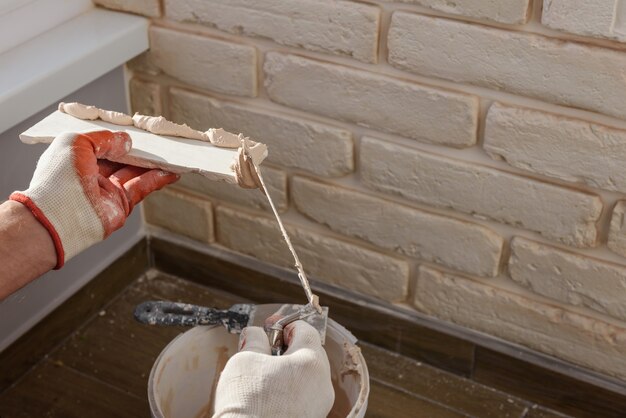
148 315 369 418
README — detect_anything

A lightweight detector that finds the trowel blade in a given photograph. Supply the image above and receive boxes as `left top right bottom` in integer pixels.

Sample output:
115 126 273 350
243 303 329 345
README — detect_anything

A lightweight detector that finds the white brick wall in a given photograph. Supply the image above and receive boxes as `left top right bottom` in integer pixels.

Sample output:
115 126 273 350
609 201 626 258
509 237 626 321
264 53 479 147
380 0 530 24
164 0 381 63
129 78 162 116
123 0 626 378
361 137 602 247
143 188 213 242
149 27 257 97
542 0 626 42
388 12 626 119
175 167 288 213
169 87 354 177
415 266 626 380
484 103 626 193
217 206 409 302
292 176 504 277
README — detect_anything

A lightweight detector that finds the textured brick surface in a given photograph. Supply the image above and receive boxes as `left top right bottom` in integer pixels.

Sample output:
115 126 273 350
264 52 479 147
123 0 626 373
509 237 626 321
388 12 626 119
292 176 503 277
95 0 160 17
361 137 602 247
149 27 257 97
542 0 626 42
169 88 354 177
143 189 213 242
415 265 626 380
129 78 161 116
484 103 626 193
609 201 626 258
217 206 410 302
383 0 530 24
165 0 380 63
126 52 161 76
175 167 287 213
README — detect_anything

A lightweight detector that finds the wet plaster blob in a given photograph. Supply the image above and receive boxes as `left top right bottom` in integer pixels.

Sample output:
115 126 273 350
58 102 265 189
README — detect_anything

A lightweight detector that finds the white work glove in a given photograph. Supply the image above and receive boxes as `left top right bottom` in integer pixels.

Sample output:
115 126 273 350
10 131 178 268
213 321 335 418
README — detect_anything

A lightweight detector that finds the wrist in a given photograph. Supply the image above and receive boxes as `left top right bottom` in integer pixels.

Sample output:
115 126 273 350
0 200 57 299
3 200 57 271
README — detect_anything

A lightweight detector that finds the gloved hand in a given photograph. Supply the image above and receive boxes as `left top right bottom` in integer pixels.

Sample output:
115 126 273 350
9 130 178 269
213 320 335 418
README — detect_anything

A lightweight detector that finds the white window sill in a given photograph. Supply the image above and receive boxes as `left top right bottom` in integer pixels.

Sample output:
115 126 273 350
0 8 149 134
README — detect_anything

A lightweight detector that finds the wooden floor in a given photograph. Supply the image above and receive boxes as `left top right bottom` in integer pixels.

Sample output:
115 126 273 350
0 272 569 417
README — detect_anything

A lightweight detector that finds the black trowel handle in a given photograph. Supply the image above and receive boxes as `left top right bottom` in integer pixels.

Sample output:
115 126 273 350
133 301 249 331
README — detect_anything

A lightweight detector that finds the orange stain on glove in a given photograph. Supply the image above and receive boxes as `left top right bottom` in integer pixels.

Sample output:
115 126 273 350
10 130 179 268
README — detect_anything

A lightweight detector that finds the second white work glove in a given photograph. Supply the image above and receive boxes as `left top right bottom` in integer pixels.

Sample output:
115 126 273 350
213 320 335 418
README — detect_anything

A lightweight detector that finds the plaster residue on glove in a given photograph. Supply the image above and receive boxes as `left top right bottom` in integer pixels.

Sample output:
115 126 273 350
58 102 266 189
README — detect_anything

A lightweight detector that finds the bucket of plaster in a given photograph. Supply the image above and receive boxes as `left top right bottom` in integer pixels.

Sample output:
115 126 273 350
148 315 369 418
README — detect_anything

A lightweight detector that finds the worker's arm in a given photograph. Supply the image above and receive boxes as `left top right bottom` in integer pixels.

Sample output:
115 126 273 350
0 200 57 297
214 320 335 418
0 131 178 300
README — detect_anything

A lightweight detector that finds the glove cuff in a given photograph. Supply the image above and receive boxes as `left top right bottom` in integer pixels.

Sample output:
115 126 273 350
9 192 65 269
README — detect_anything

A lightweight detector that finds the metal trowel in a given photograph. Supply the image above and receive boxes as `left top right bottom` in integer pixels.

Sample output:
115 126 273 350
134 301 329 356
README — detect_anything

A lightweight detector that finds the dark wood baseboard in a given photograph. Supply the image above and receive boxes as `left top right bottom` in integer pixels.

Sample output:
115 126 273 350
150 233 626 418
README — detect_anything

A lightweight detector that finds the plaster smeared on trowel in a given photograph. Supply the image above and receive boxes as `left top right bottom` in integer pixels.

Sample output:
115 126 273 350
57 102 267 190
132 114 207 140
233 144 264 190
59 102 263 157
59 102 133 125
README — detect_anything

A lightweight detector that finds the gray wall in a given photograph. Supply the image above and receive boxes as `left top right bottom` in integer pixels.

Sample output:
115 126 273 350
0 66 143 351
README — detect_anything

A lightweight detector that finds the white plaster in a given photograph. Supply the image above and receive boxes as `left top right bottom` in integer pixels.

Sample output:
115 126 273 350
20 110 261 184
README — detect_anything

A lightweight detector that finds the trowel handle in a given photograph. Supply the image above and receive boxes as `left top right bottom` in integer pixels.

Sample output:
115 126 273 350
133 301 248 330
266 310 307 356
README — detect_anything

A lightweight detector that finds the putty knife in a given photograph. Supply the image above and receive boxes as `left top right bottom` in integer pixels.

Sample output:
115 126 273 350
134 301 329 356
